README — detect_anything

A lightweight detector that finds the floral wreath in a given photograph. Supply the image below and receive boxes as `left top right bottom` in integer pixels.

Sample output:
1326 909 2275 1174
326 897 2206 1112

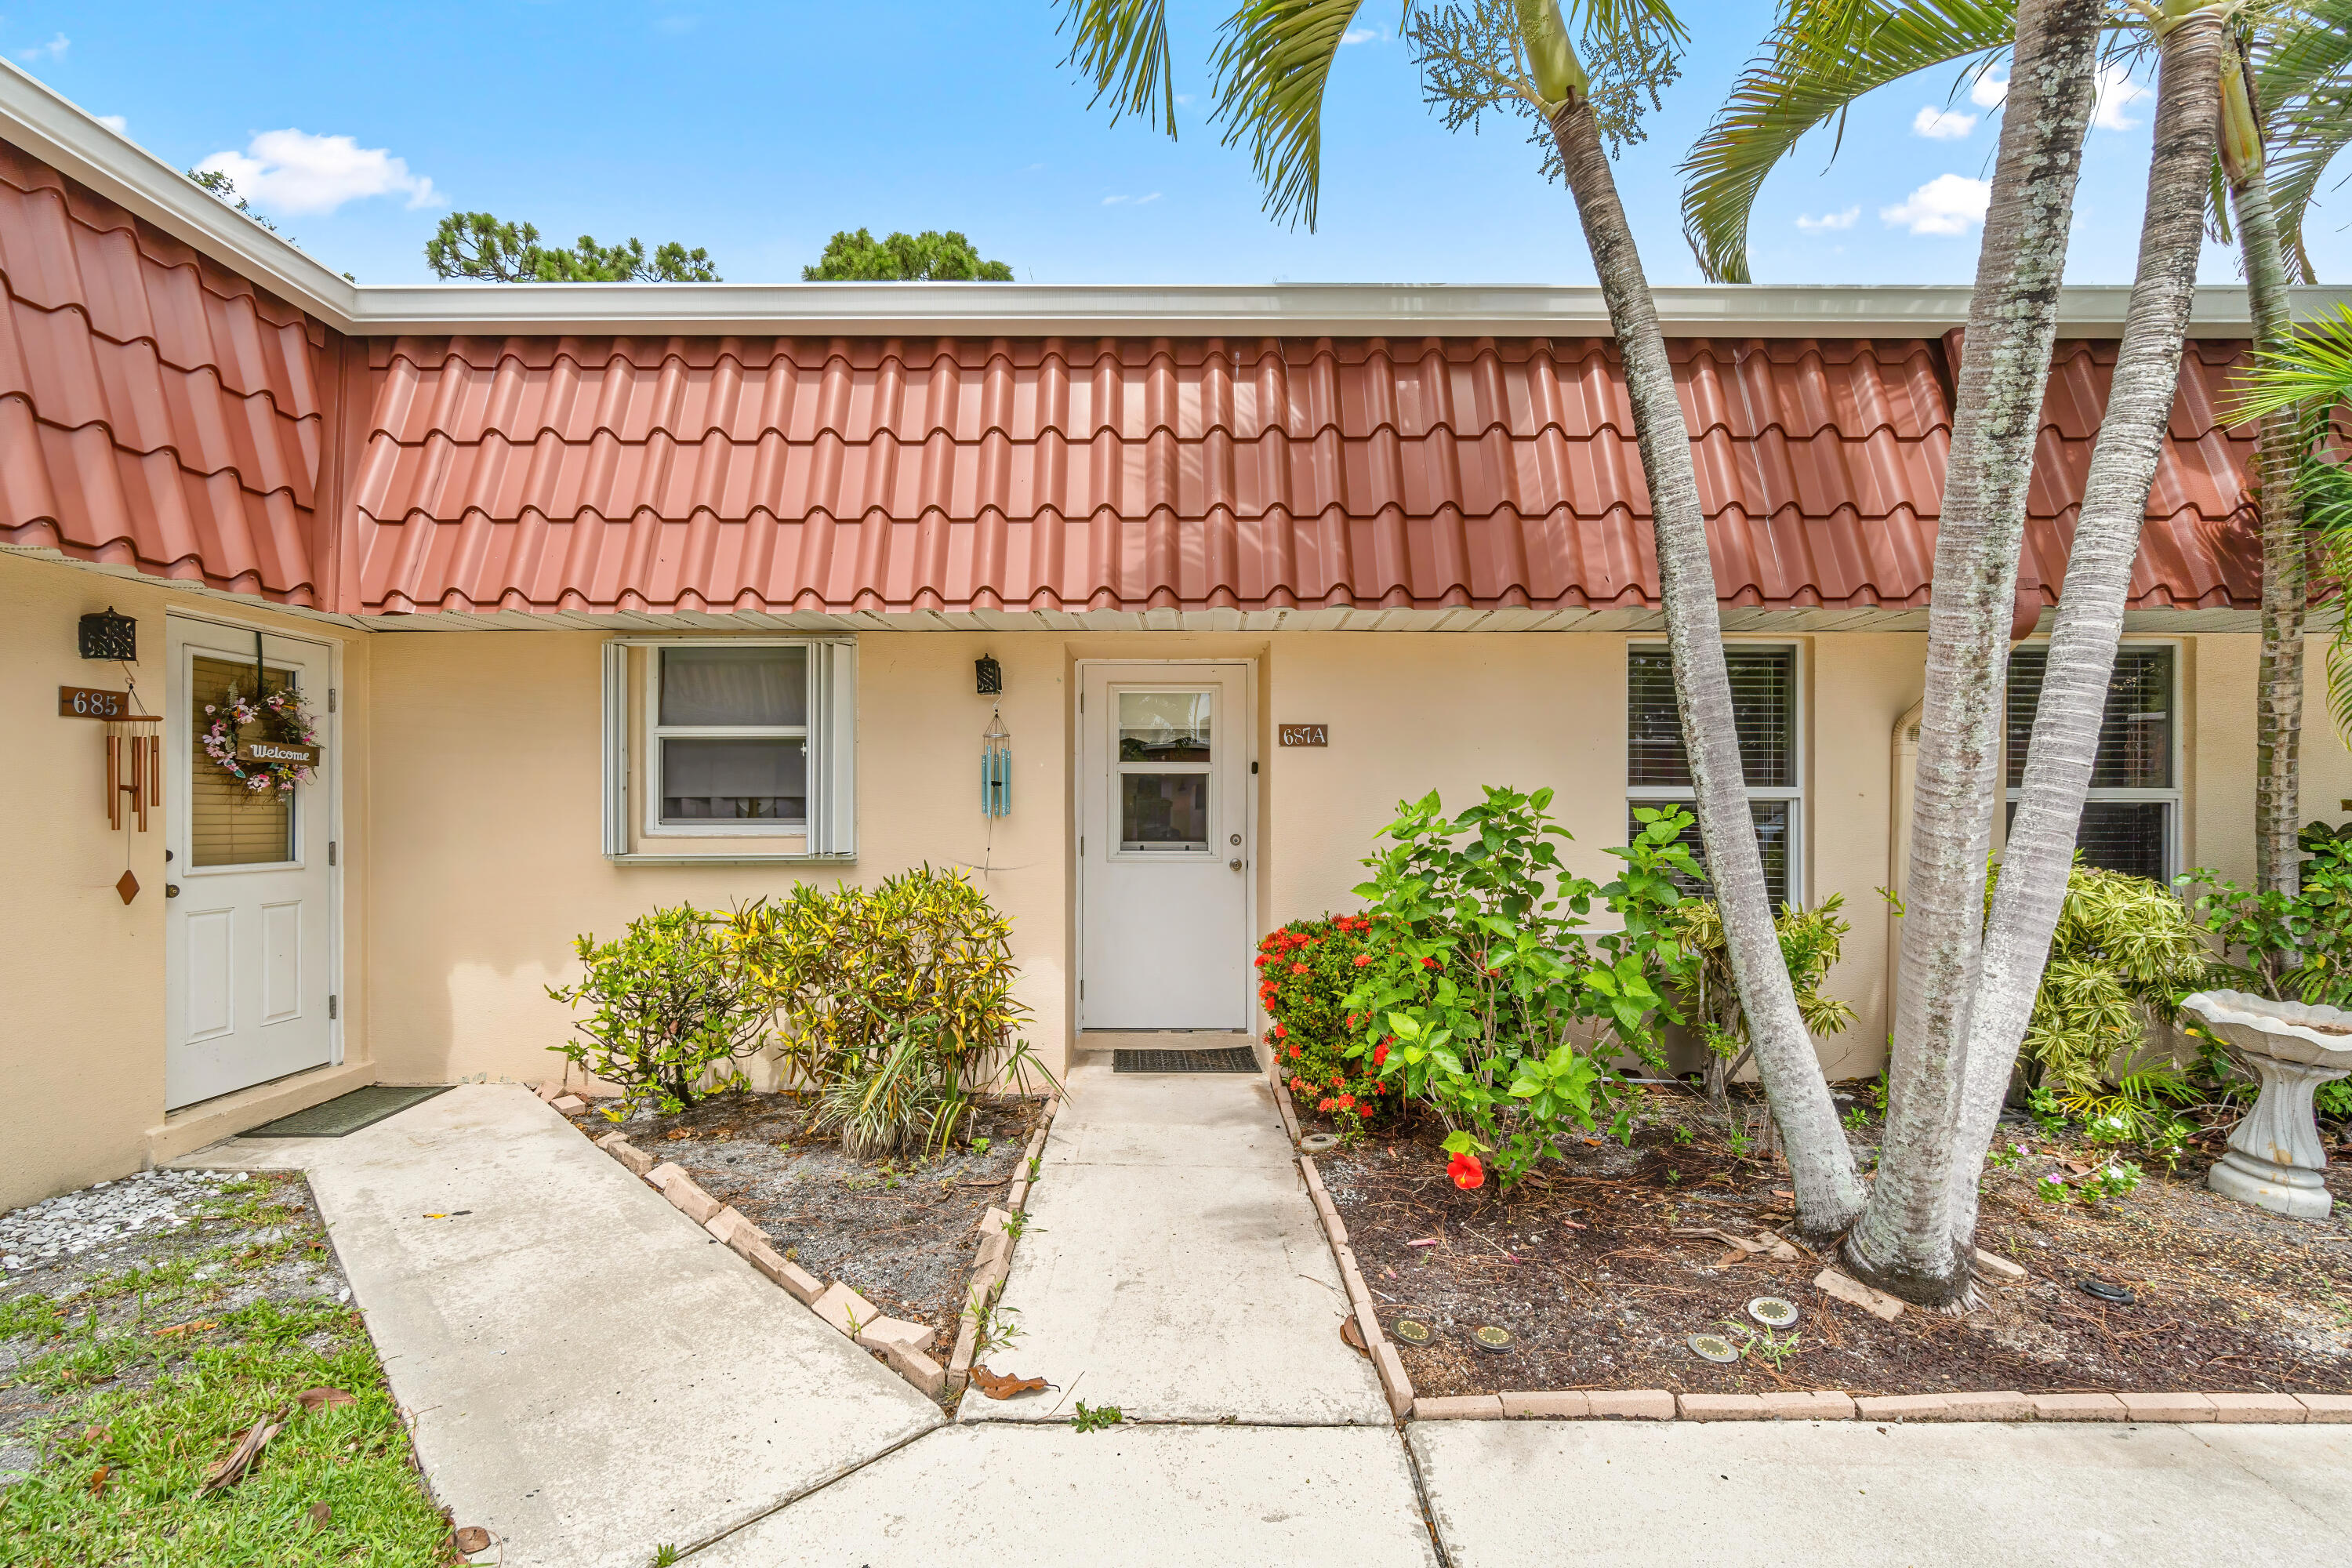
200 681 318 797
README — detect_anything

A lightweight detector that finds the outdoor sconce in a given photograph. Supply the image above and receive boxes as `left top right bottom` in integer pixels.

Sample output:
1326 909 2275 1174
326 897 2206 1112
975 655 1003 695
981 709 1012 818
79 606 136 662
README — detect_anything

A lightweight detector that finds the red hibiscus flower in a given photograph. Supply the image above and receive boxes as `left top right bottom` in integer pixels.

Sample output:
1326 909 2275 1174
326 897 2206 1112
1447 1152 1485 1190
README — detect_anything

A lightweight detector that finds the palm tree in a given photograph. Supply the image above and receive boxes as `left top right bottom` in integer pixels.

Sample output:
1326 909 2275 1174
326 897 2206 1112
1058 0 1868 1237
1682 1 2352 898
1678 0 2243 1302
2237 305 2352 743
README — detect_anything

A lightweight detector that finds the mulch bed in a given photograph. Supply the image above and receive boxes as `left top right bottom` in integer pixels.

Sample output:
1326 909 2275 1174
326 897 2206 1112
1318 1087 2352 1399
563 1091 1041 1349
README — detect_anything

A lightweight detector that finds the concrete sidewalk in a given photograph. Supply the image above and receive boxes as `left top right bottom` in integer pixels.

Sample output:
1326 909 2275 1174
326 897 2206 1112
698 1422 1438 1567
958 1059 1389 1426
1410 1417 2352 1566
176 1085 940 1568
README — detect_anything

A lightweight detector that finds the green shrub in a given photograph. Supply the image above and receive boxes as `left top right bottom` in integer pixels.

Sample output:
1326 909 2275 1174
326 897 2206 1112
2018 860 2211 1146
545 904 767 1111
1341 789 1697 1190
1664 895 1854 1110
2185 821 2352 1008
1258 915 1401 1126
724 866 1050 1154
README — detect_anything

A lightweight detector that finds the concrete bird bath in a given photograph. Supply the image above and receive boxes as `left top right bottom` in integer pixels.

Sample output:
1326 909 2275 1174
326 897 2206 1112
2180 989 2352 1220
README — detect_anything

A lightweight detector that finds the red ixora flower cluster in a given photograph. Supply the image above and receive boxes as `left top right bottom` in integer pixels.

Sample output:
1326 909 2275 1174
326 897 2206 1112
1258 914 1397 1128
1447 1152 1485 1190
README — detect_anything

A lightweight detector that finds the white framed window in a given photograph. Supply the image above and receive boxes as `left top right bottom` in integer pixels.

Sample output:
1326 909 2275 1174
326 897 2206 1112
2005 641 2179 882
1626 641 1803 908
601 637 856 859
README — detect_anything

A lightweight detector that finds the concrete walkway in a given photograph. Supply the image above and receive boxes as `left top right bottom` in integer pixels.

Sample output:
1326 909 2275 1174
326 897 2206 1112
169 1078 2352 1567
956 1058 1389 1425
1410 1417 2352 1566
176 1085 940 1568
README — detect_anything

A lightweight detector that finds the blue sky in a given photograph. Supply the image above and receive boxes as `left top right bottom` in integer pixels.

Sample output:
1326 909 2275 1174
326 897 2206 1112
18 2 2348 288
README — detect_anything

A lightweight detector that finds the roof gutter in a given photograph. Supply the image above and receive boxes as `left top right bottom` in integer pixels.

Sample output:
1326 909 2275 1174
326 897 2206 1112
8 61 2345 341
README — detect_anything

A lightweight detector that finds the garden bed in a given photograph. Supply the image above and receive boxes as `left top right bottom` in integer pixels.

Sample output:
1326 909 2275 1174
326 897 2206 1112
1316 1087 2352 1401
561 1090 1043 1352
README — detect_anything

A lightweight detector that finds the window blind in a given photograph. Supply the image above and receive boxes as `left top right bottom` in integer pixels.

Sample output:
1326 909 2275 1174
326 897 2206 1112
1628 648 1796 789
2005 647 2174 790
1628 800 1794 908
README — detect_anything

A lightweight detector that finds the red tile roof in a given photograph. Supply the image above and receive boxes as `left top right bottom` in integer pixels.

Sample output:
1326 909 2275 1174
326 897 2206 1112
0 144 2263 622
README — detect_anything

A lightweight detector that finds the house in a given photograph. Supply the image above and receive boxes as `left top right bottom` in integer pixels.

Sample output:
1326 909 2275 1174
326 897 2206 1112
5 67 2349 1212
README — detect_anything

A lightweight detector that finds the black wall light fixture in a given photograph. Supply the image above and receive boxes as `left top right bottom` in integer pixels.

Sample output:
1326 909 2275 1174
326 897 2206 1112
80 607 136 662
975 655 1003 695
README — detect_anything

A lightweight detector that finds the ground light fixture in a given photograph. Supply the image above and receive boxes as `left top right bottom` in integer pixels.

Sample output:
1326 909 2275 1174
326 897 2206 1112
1747 1296 1799 1328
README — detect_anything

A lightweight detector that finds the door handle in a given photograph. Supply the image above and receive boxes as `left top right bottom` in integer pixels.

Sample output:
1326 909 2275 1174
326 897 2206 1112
1229 858 1243 871
165 884 180 898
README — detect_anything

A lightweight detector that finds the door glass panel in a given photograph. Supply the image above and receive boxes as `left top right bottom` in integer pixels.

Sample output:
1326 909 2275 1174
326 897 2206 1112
190 655 295 867
659 645 808 727
1119 691 1212 760
661 737 808 822
1121 774 1210 850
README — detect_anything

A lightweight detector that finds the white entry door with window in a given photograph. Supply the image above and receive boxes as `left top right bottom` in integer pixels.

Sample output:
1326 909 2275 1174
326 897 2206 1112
165 620 337 1111
1079 662 1253 1031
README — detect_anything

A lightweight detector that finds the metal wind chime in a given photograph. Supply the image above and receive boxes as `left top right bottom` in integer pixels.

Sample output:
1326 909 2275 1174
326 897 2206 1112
977 655 1011 818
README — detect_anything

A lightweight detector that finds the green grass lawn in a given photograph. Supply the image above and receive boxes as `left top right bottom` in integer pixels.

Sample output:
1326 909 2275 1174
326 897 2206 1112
0 1174 454 1566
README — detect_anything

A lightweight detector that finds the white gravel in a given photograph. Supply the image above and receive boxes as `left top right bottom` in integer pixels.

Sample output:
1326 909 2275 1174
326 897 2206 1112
0 1168 241 1273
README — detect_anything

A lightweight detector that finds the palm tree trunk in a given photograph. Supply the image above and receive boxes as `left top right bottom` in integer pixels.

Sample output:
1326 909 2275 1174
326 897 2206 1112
1840 0 2103 1306
1548 98 1864 1240
2224 45 2309 898
1945 11 2227 1250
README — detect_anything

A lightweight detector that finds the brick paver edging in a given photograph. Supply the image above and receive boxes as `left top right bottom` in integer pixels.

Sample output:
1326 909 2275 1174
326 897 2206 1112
568 1086 1061 1407
1259 1069 2343 1427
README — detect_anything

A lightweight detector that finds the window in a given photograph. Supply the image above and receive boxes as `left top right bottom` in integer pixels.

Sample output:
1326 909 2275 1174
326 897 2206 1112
601 638 856 858
1116 690 1214 852
2005 644 2176 881
1627 644 1801 907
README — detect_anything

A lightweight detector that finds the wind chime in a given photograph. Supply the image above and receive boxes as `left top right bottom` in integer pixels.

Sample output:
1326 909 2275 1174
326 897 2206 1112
981 708 1012 818
63 608 159 903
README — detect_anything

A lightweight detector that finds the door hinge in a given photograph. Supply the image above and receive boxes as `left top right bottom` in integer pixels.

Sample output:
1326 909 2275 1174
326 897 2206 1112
327 688 337 713
328 995 338 1020
327 840 336 866
1079 979 1084 998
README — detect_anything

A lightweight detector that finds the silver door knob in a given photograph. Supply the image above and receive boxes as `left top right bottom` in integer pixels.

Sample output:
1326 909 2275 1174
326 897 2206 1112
1229 858 1243 871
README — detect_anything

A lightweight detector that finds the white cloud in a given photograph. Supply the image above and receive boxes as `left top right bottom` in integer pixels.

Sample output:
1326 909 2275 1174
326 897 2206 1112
2092 62 2151 130
1175 93 1195 106
1795 205 1860 232
96 114 128 135
1341 25 1381 43
1881 173 1991 235
17 31 67 63
1102 192 1163 205
1911 105 1976 140
196 129 437 216
1969 66 2009 108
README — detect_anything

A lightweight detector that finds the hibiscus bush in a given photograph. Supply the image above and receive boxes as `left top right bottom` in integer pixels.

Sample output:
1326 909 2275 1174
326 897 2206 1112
1255 915 1406 1127
1342 789 1700 1192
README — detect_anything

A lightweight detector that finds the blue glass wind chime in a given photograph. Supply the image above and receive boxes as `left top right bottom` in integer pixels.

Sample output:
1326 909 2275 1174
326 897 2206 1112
978 655 1011 818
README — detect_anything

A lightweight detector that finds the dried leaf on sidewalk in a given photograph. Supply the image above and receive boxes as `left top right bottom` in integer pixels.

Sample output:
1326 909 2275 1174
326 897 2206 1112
1340 1317 1370 1356
201 1408 288 1493
967 1364 1047 1399
450 1525 492 1554
295 1387 358 1412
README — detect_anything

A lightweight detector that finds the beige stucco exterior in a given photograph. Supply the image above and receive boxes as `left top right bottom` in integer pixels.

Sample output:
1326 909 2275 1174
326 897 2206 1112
9 546 2351 1212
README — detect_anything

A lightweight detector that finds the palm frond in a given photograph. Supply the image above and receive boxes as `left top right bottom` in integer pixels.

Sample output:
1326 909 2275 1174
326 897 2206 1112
1061 0 1180 137
2255 1 2352 280
1210 0 1373 229
1678 0 2013 283
2233 303 2352 423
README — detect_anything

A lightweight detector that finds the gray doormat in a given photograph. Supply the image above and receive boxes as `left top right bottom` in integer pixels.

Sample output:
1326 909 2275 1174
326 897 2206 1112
1112 1047 1261 1075
245 1084 452 1138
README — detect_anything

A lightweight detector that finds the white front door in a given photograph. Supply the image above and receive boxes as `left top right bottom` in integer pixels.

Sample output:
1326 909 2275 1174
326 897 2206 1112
1079 662 1253 1031
165 619 337 1110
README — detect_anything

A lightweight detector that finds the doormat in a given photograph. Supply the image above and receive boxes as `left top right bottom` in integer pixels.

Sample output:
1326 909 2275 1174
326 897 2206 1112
1112 1047 1261 1075
244 1084 452 1138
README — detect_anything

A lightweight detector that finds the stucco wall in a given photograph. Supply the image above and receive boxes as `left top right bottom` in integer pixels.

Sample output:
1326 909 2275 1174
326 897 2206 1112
0 554 369 1210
